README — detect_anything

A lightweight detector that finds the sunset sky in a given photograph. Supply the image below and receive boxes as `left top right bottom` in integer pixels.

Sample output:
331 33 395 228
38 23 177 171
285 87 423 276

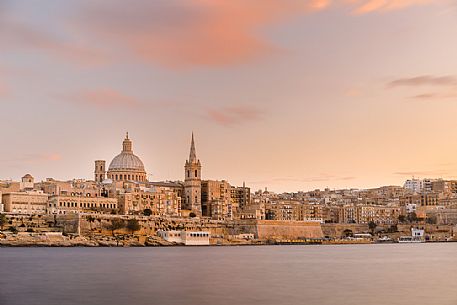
1 0 457 192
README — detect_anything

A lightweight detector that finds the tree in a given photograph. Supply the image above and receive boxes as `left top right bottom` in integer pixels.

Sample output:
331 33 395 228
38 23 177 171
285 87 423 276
407 212 418 223
342 229 353 238
0 214 7 230
388 224 398 233
126 219 141 234
398 215 406 223
426 216 437 225
143 209 152 216
87 216 96 232
106 219 125 237
368 221 377 234
105 219 125 246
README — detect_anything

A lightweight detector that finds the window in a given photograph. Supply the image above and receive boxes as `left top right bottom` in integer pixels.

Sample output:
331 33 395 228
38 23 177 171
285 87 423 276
195 170 198 177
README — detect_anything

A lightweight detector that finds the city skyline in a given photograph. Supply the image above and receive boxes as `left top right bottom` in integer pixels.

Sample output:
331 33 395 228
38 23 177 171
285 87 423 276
1 0 457 192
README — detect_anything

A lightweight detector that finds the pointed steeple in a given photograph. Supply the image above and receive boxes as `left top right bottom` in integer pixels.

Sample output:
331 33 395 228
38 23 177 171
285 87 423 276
189 132 197 163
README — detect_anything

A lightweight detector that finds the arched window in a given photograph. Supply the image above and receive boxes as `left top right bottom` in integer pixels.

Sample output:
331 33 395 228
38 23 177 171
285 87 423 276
195 170 198 178
187 170 190 178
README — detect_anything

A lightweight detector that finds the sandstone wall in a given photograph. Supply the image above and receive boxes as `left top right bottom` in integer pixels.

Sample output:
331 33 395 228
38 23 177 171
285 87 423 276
321 223 369 238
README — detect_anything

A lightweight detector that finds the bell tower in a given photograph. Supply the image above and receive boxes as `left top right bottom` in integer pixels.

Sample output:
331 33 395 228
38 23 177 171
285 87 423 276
184 133 202 215
95 160 106 183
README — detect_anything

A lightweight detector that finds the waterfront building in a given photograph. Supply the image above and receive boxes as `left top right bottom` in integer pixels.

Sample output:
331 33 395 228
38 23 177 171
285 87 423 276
2 190 49 214
181 231 210 245
239 203 266 220
48 195 117 215
231 183 251 210
116 184 181 216
157 230 182 243
184 133 202 215
157 230 210 245
201 180 233 219
340 204 401 224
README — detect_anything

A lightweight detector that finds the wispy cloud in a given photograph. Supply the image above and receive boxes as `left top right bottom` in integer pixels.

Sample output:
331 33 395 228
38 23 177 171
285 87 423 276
250 175 356 185
344 88 363 97
72 0 436 69
394 169 450 177
388 75 457 88
410 92 457 100
350 0 437 14
0 14 106 67
0 0 443 69
0 153 62 165
207 105 263 126
388 75 457 101
73 0 330 69
63 88 140 108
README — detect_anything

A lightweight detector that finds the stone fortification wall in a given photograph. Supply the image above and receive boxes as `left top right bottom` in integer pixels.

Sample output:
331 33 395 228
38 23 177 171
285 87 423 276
321 223 369 238
231 220 323 239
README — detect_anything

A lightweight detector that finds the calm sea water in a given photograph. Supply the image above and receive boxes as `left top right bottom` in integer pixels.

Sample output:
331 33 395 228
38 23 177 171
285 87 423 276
0 244 456 305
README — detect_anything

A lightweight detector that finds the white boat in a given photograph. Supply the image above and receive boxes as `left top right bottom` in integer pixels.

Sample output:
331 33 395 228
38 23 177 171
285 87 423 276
398 236 424 243
398 228 425 243
376 236 394 243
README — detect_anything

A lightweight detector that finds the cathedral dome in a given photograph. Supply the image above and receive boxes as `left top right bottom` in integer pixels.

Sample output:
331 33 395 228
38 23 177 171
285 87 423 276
106 133 147 182
108 152 145 171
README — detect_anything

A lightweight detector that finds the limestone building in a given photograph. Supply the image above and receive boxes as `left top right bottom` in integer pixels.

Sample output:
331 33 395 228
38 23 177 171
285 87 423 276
48 195 117 215
201 180 233 220
116 184 181 216
2 191 49 214
95 133 147 183
184 133 202 215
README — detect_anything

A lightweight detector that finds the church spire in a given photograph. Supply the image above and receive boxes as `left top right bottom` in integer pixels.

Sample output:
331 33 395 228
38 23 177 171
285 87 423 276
189 132 197 163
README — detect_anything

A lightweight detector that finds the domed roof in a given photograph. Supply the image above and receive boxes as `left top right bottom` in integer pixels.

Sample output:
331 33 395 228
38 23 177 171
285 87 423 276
108 133 145 172
108 152 145 171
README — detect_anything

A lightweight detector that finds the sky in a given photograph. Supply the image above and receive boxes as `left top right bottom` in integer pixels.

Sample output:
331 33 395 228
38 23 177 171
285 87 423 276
1 0 457 193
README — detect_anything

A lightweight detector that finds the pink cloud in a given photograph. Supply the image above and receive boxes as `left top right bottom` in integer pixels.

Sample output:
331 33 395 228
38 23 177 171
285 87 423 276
0 16 106 67
207 105 263 126
0 153 63 165
73 0 441 68
348 0 436 14
64 88 140 108
388 75 457 88
410 92 457 100
75 0 329 69
1 0 441 69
